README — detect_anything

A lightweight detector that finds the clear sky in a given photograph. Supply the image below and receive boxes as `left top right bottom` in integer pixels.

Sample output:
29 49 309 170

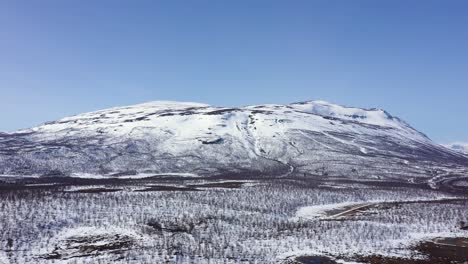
1 1 467 143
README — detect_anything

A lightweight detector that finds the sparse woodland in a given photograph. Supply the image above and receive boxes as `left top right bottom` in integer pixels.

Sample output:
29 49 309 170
0 179 466 263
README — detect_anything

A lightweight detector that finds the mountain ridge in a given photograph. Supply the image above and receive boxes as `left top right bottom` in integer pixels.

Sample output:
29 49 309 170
444 142 468 154
1 100 467 187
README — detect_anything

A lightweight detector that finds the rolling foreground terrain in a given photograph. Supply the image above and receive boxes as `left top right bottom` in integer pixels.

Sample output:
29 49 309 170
0 101 467 263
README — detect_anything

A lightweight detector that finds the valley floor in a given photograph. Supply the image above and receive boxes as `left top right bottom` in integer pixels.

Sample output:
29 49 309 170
0 175 467 263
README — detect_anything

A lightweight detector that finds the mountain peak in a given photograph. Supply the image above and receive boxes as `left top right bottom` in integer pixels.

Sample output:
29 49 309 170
90 100 211 115
444 142 468 154
288 100 400 128
2 99 466 177
19 100 421 138
133 100 210 108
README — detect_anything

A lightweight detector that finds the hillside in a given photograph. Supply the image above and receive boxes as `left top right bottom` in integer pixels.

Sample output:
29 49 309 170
0 101 466 184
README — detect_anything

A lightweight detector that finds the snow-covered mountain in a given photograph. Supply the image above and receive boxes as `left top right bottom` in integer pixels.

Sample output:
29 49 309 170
444 142 468 154
1 100 467 180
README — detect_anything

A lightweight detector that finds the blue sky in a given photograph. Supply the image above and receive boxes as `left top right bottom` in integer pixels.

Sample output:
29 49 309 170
1 1 467 143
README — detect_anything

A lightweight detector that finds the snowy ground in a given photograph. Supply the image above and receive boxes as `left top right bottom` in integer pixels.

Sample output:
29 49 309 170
0 176 467 263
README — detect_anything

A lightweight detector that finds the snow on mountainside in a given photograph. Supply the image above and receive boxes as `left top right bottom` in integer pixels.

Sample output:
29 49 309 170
444 142 468 154
289 100 409 128
0 100 467 181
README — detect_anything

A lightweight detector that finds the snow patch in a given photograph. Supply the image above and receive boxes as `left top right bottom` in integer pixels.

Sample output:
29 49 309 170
57 226 140 240
0 251 9 264
70 172 199 179
293 202 364 219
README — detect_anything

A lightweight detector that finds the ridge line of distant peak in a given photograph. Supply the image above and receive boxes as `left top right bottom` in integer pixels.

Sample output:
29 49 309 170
63 100 393 113
13 100 421 134
289 100 387 112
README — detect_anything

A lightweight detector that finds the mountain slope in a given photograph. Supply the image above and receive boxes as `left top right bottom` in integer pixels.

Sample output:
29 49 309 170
1 100 467 183
444 142 468 154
